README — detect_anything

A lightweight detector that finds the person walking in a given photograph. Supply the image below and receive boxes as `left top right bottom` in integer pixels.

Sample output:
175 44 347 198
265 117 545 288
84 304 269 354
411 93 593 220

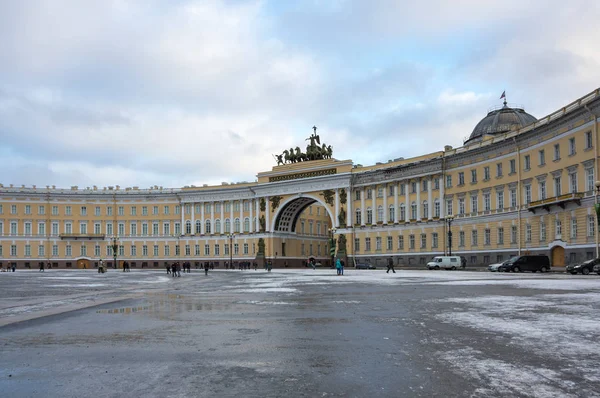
204 262 209 276
386 257 396 274
267 260 272 272
176 262 181 277
311 258 316 270
39 261 45 272
166 262 171 274
335 258 342 276
171 262 177 277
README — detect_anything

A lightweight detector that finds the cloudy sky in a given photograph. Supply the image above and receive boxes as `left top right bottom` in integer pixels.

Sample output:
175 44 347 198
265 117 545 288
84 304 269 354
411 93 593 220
1 0 599 189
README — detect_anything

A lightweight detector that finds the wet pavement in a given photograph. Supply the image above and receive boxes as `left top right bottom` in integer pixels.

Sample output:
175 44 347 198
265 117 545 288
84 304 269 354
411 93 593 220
1 269 599 397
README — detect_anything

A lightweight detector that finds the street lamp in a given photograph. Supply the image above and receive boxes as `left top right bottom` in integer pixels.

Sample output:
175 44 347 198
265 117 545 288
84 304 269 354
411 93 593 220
594 181 600 258
329 227 337 267
446 216 454 256
228 233 235 269
111 236 118 270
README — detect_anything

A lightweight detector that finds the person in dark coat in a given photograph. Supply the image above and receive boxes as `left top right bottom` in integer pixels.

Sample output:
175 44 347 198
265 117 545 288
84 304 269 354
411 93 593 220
386 257 396 274
171 262 177 277
204 262 209 276
39 261 45 272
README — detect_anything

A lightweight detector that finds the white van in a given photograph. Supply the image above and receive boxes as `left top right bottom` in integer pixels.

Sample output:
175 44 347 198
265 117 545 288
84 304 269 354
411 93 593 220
427 256 463 270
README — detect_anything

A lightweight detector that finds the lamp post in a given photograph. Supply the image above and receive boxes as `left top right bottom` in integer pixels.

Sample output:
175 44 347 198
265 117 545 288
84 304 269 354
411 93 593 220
329 227 337 267
446 216 454 256
228 233 235 269
111 236 118 270
595 181 600 258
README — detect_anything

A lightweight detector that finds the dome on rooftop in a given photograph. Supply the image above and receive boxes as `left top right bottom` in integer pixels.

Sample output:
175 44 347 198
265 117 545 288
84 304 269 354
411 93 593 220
466 101 537 144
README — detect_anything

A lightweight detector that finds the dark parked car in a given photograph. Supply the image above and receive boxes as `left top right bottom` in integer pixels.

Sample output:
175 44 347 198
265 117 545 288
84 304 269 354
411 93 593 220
498 255 550 273
594 263 600 275
355 263 376 269
568 258 600 274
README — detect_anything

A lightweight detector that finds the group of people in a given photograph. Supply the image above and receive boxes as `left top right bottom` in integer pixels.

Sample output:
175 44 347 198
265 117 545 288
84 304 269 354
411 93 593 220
1 263 17 272
38 261 52 272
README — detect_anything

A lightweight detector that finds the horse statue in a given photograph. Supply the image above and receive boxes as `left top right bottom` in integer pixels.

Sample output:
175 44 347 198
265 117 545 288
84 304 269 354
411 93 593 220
295 147 306 162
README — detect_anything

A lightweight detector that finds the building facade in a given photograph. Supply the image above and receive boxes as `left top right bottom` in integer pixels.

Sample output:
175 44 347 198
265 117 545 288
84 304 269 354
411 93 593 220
1 88 599 269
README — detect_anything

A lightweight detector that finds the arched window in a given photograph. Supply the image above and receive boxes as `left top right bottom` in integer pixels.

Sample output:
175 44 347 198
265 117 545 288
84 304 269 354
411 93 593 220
225 219 231 233
195 220 202 234
234 218 241 233
434 199 440 218
205 219 211 234
377 205 384 222
366 207 373 224
389 205 395 222
185 220 192 235
244 217 250 233
355 209 362 225
411 202 417 220
400 203 406 221
215 219 221 234
423 200 428 219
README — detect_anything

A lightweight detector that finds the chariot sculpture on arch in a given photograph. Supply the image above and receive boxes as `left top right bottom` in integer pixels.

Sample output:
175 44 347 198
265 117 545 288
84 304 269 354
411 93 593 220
273 126 333 165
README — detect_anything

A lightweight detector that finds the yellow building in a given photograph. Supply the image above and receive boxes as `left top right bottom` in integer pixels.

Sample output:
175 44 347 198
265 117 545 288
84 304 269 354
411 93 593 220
1 88 600 269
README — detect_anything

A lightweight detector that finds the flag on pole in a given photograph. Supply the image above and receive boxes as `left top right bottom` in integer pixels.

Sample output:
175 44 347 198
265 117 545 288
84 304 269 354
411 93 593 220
500 91 506 100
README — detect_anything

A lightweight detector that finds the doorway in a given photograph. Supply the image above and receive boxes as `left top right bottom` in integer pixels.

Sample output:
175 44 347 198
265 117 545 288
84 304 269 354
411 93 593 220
551 246 565 267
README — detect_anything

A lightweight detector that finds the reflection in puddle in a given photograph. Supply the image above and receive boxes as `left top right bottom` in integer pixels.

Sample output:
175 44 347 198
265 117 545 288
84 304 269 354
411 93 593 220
96 294 233 317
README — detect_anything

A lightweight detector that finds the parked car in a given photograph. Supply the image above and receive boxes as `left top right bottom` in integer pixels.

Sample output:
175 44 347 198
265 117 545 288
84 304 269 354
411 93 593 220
488 261 507 272
427 256 463 270
498 255 550 273
356 263 376 269
567 258 600 275
594 263 600 275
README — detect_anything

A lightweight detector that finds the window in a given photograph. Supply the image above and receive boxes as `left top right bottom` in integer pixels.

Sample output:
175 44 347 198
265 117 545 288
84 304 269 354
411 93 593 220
420 234 427 249
107 223 113 236
25 222 32 236
458 231 465 247
434 199 440 218
377 206 384 222
118 206 124 216
539 181 546 200
163 223 170 236
65 223 72 234
554 144 560 161
131 245 137 256
458 172 465 186
400 184 406 195
95 223 101 234
524 185 531 204
25 244 31 257
496 163 503 177
585 131 593 149
524 155 530 170
107 206 113 216
588 216 595 237
38 245 44 257
354 238 360 252
411 182 417 193
554 176 562 196
540 218 547 241
432 233 438 248
11 245 17 256
95 206 101 216
11 205 17 215
164 206 169 215
446 175 452 188
215 220 221 234
81 206 87 216
365 237 371 252
355 190 360 200
409 234 415 249
52 205 59 215
511 225 517 243
130 223 137 236
366 189 372 199
142 245 148 257
398 235 404 250
484 229 491 245
539 150 545 166
509 159 516 174
387 236 393 251
377 187 383 197
556 219 562 238
38 205 45 215
587 168 595 191
525 225 532 242
164 245 170 256
446 200 453 216
195 220 202 234
66 206 72 216
571 218 577 239
458 198 465 215
366 208 373 224
422 180 428 192
400 204 406 221
25 205 31 215
411 202 417 220
214 244 220 256
484 193 491 211
388 205 395 222
205 244 210 256
153 206 158 215
422 201 428 219
142 206 148 216
498 227 504 244
38 223 45 236
66 245 72 257
569 138 576 156
570 173 578 193
434 179 440 190
470 195 478 213
484 167 490 181
471 170 477 183
355 209 362 225
510 189 517 207
376 237 382 251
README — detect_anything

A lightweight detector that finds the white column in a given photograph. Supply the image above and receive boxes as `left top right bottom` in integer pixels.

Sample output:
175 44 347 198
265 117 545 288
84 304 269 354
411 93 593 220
361 188 366 226
211 202 215 235
200 202 205 234
240 200 243 230
428 177 433 220
230 200 234 232
190 203 195 235
394 182 399 223
180 202 184 234
255 200 260 231
371 186 376 225
265 196 270 232
249 200 253 233
439 176 445 218
383 185 388 223
405 181 410 221
220 201 224 233
346 187 352 227
334 189 340 228
416 179 421 221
